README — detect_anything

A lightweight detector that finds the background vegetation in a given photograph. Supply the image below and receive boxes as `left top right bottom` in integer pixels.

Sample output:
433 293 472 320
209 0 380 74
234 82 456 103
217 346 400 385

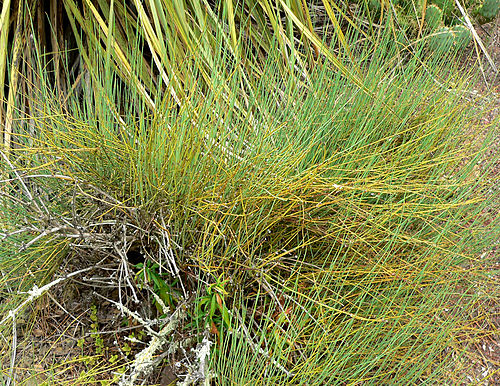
0 1 498 385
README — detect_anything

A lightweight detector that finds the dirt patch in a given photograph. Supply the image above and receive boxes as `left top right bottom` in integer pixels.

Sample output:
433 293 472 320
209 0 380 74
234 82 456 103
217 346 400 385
455 16 500 385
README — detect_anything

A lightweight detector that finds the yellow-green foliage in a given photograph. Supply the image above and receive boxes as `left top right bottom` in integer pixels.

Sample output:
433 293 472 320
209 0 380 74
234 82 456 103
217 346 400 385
452 25 473 48
478 0 500 19
427 25 473 51
428 26 456 50
432 0 455 16
425 4 444 31
0 2 498 385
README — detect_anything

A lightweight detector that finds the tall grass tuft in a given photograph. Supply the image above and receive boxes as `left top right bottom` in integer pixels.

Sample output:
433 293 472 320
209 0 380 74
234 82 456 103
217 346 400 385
0 9 498 385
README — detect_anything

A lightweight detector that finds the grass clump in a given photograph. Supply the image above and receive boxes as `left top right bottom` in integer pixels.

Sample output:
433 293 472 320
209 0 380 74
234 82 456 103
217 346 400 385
0 14 498 386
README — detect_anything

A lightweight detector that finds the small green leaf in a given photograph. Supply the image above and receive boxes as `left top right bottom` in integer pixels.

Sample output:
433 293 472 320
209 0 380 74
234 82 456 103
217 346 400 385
210 295 217 319
221 306 230 328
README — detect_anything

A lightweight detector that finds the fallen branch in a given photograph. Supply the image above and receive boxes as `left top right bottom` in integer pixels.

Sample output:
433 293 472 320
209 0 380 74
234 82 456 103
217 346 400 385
0 265 98 327
119 306 185 386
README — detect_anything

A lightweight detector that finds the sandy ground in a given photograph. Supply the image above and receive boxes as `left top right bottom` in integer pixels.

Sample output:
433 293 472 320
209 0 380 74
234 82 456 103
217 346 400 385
458 16 500 385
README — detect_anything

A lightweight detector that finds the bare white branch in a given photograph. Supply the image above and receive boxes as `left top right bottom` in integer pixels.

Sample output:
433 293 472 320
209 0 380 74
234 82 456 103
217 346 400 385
119 307 185 386
0 265 97 327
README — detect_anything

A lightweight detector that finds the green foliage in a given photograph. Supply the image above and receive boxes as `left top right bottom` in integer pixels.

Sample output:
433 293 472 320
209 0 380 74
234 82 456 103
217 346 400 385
194 275 232 339
432 0 456 17
134 261 180 312
451 24 473 48
478 0 500 19
425 4 444 31
3 30 498 381
427 24 473 51
428 26 457 50
0 2 498 385
356 0 482 53
99 30 500 382
422 2 474 52
366 0 382 14
90 304 104 356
